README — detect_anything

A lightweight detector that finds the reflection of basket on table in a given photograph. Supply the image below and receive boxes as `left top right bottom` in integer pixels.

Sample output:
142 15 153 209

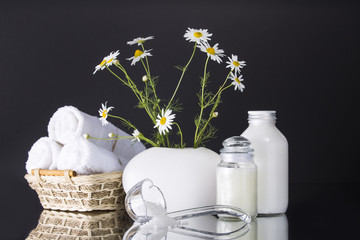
25 169 125 211
26 209 133 240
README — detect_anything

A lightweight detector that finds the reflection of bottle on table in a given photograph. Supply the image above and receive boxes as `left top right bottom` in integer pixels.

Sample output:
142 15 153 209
217 218 256 240
257 214 288 240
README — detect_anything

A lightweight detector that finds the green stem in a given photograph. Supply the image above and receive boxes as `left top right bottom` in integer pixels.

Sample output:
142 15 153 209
195 83 233 146
140 58 161 113
107 66 148 115
106 66 130 87
144 80 149 108
108 114 137 129
112 65 156 123
141 44 151 78
89 136 133 141
108 114 158 147
138 136 158 147
140 58 150 77
195 117 213 144
194 56 210 147
115 64 133 85
222 83 233 92
174 122 184 148
166 42 197 110
88 137 112 141
204 70 232 108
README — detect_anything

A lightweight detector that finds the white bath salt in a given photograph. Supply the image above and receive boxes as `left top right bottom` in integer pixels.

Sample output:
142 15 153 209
133 201 177 240
138 201 177 234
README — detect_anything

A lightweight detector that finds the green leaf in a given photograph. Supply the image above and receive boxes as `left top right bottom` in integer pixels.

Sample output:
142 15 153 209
174 65 185 71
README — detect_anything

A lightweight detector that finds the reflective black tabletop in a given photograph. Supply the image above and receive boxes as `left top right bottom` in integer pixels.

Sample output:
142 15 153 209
3 181 359 239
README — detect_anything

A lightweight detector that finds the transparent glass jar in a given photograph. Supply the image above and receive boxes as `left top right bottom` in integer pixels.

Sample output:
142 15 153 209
216 136 257 217
241 111 288 214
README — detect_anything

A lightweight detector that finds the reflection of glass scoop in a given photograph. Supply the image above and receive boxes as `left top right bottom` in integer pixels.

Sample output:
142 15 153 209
124 179 251 239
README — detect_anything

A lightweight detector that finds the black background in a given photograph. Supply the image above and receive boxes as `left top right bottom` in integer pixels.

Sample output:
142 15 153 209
0 0 359 239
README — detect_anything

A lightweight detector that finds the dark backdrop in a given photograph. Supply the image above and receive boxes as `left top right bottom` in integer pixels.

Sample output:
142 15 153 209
0 0 359 239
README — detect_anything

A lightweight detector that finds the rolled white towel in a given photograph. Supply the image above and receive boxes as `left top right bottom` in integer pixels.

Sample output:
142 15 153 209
26 137 63 174
57 137 122 175
48 105 118 147
48 105 145 166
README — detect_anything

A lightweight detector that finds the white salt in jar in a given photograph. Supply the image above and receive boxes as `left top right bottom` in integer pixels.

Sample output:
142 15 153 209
241 111 288 215
216 136 257 217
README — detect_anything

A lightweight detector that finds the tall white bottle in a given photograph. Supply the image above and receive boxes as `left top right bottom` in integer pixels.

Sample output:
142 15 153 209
241 111 288 214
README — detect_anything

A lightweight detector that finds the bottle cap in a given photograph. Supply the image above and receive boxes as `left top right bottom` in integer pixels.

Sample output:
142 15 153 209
248 111 276 123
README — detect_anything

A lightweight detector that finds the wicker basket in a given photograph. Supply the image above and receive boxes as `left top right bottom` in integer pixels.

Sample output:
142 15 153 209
25 169 126 211
27 209 133 240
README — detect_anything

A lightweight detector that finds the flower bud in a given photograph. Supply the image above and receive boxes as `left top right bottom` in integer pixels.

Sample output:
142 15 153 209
113 60 119 65
212 112 219 118
108 133 115 138
83 134 90 139
142 75 148 82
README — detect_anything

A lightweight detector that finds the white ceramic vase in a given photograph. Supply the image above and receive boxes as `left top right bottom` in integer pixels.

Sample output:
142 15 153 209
122 147 221 212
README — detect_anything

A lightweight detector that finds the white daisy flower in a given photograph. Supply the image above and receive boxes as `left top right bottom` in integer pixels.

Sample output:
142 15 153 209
184 28 212 43
93 50 120 74
154 109 175 135
106 50 120 66
127 49 152 66
127 36 154 46
98 102 114 126
229 72 245 92
93 58 107 74
198 42 225 63
132 129 141 142
226 54 246 73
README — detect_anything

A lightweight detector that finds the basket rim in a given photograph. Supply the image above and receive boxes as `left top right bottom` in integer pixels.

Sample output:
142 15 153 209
25 170 123 184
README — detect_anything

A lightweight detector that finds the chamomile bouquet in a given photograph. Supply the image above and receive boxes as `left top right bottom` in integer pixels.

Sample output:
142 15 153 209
91 28 246 148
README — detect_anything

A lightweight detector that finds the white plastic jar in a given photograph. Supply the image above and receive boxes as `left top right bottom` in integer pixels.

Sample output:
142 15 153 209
241 111 288 215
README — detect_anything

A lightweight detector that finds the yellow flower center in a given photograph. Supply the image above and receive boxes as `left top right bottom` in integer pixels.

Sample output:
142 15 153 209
233 61 240 67
194 31 203 38
102 110 107 118
134 49 144 58
235 78 241 84
107 58 113 63
99 59 107 66
160 117 167 125
206 47 215 55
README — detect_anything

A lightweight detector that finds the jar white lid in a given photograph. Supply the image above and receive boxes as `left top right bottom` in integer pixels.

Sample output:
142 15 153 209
220 136 254 154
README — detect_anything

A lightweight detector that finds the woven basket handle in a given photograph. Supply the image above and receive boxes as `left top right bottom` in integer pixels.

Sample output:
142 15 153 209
31 169 77 184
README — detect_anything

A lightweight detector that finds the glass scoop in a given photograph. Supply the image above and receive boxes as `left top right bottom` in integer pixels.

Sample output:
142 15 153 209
124 179 251 239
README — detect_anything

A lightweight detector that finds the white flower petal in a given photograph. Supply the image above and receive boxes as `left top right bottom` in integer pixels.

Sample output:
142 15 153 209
127 36 154 46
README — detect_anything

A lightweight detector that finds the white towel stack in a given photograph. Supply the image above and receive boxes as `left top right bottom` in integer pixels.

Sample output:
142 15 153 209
25 106 146 175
